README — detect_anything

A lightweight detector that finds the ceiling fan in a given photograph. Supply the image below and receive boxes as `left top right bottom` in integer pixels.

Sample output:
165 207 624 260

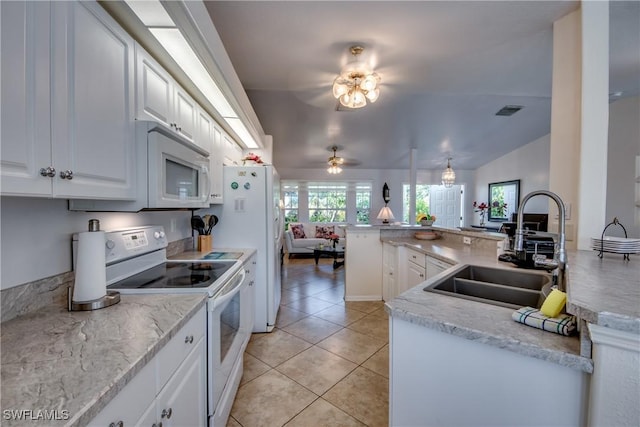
327 146 345 174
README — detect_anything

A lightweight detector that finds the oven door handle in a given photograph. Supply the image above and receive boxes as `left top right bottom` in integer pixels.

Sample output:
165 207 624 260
211 268 246 311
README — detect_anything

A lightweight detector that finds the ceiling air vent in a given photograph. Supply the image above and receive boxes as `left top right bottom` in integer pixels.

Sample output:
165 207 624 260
495 105 523 116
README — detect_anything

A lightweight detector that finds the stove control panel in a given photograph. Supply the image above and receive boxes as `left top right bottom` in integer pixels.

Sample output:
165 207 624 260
73 226 168 268
105 226 167 264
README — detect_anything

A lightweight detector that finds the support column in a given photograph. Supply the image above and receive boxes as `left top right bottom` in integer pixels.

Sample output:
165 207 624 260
577 1 609 249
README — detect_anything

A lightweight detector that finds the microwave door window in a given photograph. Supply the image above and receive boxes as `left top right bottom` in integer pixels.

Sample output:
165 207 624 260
165 158 198 199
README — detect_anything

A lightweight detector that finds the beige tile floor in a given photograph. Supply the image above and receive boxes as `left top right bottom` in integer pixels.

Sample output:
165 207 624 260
227 256 389 427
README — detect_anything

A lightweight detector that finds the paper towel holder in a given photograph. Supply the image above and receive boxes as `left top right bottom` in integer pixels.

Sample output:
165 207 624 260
68 288 120 311
68 219 121 312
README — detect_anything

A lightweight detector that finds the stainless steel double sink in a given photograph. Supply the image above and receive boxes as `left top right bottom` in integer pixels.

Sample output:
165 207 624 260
424 264 552 309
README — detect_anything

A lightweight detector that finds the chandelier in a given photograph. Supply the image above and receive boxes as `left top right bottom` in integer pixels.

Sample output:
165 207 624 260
332 46 380 109
441 157 456 188
327 146 344 174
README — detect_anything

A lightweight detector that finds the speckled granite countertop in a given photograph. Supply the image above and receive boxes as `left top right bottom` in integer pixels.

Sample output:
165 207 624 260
382 237 601 373
0 293 206 427
566 251 640 333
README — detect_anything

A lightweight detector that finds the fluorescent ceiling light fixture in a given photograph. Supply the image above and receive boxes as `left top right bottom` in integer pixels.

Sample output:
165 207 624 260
125 0 174 26
126 1 262 149
149 28 237 118
226 118 259 149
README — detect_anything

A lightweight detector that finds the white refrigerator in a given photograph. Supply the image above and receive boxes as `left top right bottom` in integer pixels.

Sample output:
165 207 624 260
211 165 283 332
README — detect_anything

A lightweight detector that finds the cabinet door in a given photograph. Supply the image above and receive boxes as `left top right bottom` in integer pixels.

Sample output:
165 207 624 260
0 1 52 196
174 87 197 142
344 229 383 300
195 107 213 154
382 243 398 301
223 133 242 166
136 45 173 127
51 1 136 199
406 263 426 291
209 125 224 203
89 357 156 427
156 338 207 427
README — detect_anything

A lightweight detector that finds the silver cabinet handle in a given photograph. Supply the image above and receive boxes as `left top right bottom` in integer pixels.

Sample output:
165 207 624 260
184 335 193 344
39 167 56 177
59 170 73 180
161 408 172 419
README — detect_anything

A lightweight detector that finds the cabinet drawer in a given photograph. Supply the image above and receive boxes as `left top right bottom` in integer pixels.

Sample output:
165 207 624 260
406 248 426 269
89 356 155 426
157 306 206 391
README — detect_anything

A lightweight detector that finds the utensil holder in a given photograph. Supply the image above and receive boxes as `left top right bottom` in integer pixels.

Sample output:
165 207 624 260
198 235 212 252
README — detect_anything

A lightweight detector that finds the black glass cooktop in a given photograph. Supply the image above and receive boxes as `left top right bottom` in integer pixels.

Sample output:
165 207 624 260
108 261 237 290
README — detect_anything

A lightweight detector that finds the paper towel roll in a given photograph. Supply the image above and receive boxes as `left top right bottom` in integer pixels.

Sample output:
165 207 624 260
73 230 106 302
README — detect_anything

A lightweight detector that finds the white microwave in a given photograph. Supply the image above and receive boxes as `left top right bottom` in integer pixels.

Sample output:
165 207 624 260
69 121 211 211
147 126 210 209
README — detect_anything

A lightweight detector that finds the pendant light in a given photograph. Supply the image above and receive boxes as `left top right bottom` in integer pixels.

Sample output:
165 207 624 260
441 157 456 188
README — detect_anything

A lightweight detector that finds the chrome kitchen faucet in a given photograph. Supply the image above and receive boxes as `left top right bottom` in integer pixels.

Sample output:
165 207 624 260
514 190 567 292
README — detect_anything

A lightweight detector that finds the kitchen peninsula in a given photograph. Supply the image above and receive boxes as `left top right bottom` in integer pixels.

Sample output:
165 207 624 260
344 224 639 426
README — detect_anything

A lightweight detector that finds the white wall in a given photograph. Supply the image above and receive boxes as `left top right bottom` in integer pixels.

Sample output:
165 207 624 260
474 134 551 225
278 167 476 226
0 197 194 290
606 96 640 238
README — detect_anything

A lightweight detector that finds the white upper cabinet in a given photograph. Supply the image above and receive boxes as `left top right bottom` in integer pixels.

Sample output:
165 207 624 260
223 133 243 166
135 46 198 145
210 125 224 203
51 1 136 199
1 1 137 199
1 1 52 196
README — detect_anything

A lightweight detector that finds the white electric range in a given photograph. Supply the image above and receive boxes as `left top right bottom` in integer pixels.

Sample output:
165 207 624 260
78 226 252 427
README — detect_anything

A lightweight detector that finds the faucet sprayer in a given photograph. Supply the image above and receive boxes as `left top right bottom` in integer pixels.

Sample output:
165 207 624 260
514 190 567 292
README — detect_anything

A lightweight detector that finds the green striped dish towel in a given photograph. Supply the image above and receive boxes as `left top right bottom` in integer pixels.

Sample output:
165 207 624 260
512 307 577 336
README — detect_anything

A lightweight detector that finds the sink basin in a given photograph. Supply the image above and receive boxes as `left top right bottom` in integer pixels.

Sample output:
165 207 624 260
424 264 551 309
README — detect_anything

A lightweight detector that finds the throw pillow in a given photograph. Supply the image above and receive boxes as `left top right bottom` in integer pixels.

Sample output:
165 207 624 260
290 224 306 239
315 225 335 238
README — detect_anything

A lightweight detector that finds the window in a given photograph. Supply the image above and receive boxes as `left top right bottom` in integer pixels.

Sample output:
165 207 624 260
283 183 298 228
308 184 347 222
402 184 432 222
355 183 372 224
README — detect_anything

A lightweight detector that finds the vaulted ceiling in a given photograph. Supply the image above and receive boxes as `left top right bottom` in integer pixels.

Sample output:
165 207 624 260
205 1 639 171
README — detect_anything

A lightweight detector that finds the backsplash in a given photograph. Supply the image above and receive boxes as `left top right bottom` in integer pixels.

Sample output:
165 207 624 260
0 237 193 323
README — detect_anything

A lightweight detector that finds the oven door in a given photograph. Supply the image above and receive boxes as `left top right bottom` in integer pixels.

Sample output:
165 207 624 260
208 267 251 418
147 128 210 209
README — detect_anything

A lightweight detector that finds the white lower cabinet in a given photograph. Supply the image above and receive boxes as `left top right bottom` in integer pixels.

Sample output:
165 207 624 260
426 256 453 279
90 307 206 427
382 243 398 301
153 337 206 427
345 228 382 300
390 316 588 426
404 248 427 292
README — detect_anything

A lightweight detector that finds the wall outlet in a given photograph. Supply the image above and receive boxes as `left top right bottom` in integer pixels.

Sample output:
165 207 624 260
463 236 472 245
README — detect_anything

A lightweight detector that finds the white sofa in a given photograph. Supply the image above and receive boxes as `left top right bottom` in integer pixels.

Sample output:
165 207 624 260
284 222 347 257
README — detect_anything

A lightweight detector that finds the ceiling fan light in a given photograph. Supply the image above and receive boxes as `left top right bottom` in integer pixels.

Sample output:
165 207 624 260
361 75 377 91
332 45 380 108
332 80 349 98
365 88 380 102
352 90 366 108
327 164 342 174
339 92 351 107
